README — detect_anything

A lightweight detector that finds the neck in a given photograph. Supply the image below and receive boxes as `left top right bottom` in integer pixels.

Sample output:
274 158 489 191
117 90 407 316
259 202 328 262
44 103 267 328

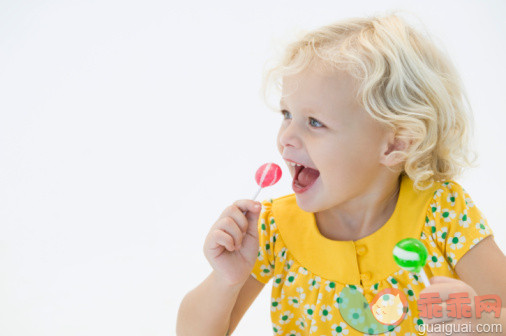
314 173 402 241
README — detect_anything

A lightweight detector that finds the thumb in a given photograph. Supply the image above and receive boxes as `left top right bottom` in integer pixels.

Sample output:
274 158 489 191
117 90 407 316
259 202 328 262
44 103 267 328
245 208 261 239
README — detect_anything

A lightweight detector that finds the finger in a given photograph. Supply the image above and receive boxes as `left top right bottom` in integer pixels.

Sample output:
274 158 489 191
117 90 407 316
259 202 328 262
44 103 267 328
224 204 249 234
216 217 243 249
420 278 471 301
232 199 262 215
232 200 263 236
212 229 235 252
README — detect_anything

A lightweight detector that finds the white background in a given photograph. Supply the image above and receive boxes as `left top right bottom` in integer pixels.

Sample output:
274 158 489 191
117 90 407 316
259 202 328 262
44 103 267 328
0 0 505 335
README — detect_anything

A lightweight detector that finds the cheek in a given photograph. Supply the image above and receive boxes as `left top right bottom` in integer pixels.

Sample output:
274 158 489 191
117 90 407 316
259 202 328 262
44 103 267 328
276 132 283 154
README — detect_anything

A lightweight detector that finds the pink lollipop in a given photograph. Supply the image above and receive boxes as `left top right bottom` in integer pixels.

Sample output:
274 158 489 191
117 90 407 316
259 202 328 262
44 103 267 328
250 163 282 201
255 163 282 188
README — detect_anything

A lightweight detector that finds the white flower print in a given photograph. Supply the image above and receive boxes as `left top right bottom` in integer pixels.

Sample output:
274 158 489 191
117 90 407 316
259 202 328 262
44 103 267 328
347 284 364 294
458 209 471 228
449 232 466 250
465 197 474 208
364 323 380 335
424 234 437 247
428 253 443 268
441 208 456 222
285 271 298 286
325 280 337 292
260 218 268 234
446 252 457 267
260 264 273 277
298 266 308 275
347 308 365 324
476 219 490 235
273 274 283 287
408 271 421 285
426 216 436 227
309 318 318 333
437 227 449 243
288 296 300 308
442 181 453 188
278 247 288 262
284 331 301 336
319 304 333 322
370 282 379 294
414 317 424 333
403 284 416 301
257 250 264 261
272 323 283 335
429 202 441 215
470 237 483 249
406 304 412 317
387 276 399 288
316 292 323 305
304 304 316 319
296 287 306 303
279 310 294 325
331 322 349 336
308 276 321 291
284 260 294 272
295 316 306 330
385 325 401 336
271 297 282 312
269 216 277 229
333 292 349 309
447 192 458 206
433 189 444 198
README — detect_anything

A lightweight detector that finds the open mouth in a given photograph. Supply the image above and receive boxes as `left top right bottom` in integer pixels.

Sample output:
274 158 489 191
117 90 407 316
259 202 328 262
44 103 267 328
289 162 320 193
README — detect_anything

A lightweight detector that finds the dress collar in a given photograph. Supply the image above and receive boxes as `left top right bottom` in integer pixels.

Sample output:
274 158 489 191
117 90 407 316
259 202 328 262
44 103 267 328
272 174 437 285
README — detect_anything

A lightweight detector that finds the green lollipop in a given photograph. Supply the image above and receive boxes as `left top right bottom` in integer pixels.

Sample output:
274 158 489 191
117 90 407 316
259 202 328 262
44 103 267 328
393 238 430 287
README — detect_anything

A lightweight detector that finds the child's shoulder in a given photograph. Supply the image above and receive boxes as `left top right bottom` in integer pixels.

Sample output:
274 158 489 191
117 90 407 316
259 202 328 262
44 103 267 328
430 179 470 201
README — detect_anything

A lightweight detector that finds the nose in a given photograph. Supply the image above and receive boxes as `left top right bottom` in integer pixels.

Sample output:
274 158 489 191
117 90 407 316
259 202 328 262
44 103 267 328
278 119 303 149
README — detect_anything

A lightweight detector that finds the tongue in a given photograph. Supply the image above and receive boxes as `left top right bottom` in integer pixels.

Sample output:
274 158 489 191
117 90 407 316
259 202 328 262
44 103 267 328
296 167 320 187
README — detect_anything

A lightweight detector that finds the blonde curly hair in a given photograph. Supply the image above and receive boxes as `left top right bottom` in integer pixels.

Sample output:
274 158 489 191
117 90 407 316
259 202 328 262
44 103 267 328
261 10 477 190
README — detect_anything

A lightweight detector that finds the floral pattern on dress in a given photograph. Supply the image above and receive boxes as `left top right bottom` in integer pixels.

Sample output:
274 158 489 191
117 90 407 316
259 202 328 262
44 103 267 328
249 180 493 335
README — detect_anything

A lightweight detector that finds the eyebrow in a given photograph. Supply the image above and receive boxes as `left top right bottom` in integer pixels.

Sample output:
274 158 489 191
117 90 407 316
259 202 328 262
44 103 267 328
279 100 319 115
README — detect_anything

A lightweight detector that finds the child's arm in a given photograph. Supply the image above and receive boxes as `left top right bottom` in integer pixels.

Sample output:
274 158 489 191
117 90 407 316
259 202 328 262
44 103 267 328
176 199 264 335
228 275 266 334
420 236 506 333
176 272 264 335
454 236 506 304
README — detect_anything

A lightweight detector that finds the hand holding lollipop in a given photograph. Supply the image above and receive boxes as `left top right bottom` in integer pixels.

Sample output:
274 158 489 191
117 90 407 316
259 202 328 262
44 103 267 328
203 163 282 286
393 237 430 287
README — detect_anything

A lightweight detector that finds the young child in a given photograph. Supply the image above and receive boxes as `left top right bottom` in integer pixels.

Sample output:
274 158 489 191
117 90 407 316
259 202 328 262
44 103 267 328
177 12 506 335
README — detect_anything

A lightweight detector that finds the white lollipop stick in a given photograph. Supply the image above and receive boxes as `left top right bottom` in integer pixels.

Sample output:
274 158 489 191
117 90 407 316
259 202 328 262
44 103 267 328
418 268 431 288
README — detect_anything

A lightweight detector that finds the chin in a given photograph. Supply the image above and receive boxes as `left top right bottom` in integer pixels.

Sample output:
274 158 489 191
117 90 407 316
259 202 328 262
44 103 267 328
294 193 324 213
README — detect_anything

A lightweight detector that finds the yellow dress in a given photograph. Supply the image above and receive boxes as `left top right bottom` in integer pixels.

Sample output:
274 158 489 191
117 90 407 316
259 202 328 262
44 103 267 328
250 173 494 335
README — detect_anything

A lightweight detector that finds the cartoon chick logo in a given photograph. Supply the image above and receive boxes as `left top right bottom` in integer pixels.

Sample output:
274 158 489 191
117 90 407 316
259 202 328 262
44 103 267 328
338 286 408 334
370 289 408 325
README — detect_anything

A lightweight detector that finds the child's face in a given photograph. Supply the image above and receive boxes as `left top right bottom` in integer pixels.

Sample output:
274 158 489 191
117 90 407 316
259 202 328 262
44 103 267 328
277 63 395 213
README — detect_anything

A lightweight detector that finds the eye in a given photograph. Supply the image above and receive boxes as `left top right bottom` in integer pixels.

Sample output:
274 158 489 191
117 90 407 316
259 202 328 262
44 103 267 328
280 109 292 120
309 117 324 128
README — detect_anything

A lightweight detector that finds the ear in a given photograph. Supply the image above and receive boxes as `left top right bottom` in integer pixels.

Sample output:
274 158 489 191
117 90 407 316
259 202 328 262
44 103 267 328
380 132 411 167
